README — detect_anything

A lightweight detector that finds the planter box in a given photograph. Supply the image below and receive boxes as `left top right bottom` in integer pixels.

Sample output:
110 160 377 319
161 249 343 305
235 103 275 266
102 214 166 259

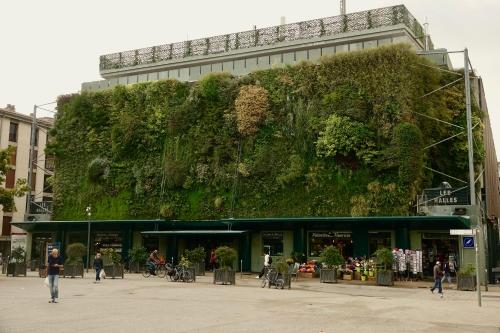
354 272 362 280
128 262 143 273
376 270 394 286
298 272 318 279
343 274 352 281
6 263 27 277
320 268 337 283
192 261 205 276
457 275 476 291
213 269 235 285
104 264 124 279
63 264 84 278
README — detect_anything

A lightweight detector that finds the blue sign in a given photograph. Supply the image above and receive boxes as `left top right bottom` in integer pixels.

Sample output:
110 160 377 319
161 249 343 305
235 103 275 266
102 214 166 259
463 237 475 248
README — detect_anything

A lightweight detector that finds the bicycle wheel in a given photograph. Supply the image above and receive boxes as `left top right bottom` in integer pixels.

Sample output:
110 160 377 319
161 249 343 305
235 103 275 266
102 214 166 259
275 278 284 289
261 276 267 288
183 270 193 283
141 265 151 278
157 265 167 278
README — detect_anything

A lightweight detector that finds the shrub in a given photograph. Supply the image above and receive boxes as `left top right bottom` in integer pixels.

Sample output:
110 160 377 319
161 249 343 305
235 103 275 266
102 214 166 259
184 246 205 263
88 158 110 184
66 243 86 264
373 248 394 271
11 246 25 263
101 248 121 265
128 247 148 264
215 246 237 270
235 85 269 135
457 263 475 277
319 246 344 268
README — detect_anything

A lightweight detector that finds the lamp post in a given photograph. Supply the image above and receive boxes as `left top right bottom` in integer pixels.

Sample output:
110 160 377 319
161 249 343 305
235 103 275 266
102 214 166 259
86 205 91 273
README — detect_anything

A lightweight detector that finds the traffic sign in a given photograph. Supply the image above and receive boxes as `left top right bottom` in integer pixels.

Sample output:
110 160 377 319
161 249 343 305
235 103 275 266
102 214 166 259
463 236 475 248
450 229 476 235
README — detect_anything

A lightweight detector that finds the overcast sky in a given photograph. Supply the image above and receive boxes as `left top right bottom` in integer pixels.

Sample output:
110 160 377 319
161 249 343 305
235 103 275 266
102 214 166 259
1 0 499 157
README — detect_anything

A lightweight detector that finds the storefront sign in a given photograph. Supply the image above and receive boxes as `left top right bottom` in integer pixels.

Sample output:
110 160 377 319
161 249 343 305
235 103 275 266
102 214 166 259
450 229 476 236
262 232 283 240
423 187 469 206
311 232 351 239
463 236 475 248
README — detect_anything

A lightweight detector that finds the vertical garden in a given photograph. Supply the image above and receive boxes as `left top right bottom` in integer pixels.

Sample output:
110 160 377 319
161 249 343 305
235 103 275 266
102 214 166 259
48 44 484 220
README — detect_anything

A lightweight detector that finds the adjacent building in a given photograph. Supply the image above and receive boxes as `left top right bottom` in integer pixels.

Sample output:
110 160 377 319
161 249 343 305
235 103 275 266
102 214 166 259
0 105 53 259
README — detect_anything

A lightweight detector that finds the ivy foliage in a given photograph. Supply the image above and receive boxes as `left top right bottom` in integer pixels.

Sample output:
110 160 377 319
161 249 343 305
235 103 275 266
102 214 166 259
48 45 484 220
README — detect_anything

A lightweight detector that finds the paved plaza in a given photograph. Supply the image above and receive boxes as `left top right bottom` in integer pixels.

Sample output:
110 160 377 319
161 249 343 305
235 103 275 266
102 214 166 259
0 272 499 333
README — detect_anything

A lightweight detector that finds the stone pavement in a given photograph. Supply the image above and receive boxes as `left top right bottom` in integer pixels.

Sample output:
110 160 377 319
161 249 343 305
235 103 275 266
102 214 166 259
0 272 499 333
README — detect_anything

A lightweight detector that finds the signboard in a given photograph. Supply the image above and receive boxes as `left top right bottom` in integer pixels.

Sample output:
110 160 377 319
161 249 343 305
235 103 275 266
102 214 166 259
10 234 27 252
311 232 352 239
450 229 476 236
463 237 475 248
47 242 61 257
423 187 469 206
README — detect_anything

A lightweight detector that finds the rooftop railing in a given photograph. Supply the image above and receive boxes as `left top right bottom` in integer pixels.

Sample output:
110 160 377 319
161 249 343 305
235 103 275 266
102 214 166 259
100 5 426 71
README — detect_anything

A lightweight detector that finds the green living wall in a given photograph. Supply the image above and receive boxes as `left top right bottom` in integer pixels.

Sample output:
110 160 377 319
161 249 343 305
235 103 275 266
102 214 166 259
49 45 484 220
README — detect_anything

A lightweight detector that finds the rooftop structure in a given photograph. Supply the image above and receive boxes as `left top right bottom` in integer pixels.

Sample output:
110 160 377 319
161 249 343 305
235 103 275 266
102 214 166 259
83 4 439 91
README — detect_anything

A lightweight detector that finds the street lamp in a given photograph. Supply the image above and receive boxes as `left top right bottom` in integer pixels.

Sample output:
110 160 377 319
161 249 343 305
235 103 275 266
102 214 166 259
86 205 91 273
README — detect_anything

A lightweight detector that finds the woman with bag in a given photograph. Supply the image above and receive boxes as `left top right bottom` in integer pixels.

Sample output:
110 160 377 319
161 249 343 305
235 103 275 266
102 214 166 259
47 248 63 303
93 253 104 283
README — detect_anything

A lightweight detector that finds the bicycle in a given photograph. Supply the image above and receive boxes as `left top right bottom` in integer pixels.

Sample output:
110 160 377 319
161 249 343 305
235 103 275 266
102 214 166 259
261 267 284 289
142 260 167 278
168 265 194 283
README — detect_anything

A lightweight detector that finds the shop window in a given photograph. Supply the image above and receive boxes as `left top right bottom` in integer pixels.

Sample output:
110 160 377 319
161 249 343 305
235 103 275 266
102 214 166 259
142 235 159 253
262 232 283 256
9 122 18 142
2 216 12 236
368 231 392 255
94 232 123 255
5 170 15 188
421 233 459 276
309 231 353 258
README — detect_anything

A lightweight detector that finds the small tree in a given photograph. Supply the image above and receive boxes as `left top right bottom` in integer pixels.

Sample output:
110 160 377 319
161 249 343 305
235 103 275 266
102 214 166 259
373 248 394 271
128 247 148 264
319 246 344 269
101 248 121 265
11 246 26 263
66 243 86 265
184 246 205 263
215 246 237 270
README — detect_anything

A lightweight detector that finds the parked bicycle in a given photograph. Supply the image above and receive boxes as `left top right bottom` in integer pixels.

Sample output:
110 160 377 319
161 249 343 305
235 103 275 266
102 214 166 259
167 265 194 283
261 267 284 289
142 259 167 278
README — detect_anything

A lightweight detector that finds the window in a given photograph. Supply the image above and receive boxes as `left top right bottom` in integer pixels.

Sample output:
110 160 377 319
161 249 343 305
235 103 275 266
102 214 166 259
9 147 16 166
2 216 12 236
9 123 18 142
43 174 52 193
309 231 353 258
31 128 39 146
5 170 15 188
262 232 283 256
368 232 392 255
31 172 37 192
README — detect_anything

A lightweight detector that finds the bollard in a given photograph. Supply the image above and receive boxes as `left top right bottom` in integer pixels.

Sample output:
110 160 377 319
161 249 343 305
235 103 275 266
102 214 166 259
240 259 243 279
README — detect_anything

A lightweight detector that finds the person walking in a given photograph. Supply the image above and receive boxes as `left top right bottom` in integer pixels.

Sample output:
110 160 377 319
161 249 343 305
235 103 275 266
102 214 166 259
256 249 271 279
430 260 444 298
442 260 452 285
93 253 104 283
47 248 63 303
210 249 217 271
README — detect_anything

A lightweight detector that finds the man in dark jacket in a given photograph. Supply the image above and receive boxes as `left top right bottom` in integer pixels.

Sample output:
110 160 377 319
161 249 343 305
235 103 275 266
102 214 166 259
93 253 104 283
430 261 444 297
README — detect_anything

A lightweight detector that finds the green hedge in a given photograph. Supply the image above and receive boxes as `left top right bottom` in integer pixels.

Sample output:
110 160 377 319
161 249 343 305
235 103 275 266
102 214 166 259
48 45 483 220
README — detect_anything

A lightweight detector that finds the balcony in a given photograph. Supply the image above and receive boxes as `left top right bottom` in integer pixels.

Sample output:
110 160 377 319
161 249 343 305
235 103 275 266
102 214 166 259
100 5 428 74
29 201 53 215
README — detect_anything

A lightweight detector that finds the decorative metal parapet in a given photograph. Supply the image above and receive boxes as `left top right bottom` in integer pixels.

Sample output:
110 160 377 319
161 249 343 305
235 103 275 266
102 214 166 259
100 5 426 71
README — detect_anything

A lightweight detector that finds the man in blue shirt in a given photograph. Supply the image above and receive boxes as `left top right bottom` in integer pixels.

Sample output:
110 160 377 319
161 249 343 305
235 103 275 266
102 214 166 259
47 248 63 303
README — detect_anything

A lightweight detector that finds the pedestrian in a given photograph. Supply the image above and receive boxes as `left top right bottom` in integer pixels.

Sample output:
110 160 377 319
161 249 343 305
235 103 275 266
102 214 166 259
47 248 63 303
442 260 452 285
210 249 217 271
256 249 271 279
430 260 443 298
93 253 104 283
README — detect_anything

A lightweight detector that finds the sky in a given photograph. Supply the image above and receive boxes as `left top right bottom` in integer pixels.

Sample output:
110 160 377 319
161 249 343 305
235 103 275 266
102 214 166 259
1 0 499 156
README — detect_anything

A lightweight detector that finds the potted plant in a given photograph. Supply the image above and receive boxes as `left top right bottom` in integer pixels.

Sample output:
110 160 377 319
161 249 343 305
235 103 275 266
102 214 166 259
184 246 205 276
64 243 86 278
213 246 237 285
275 258 292 289
128 247 148 273
374 248 394 286
7 247 27 277
457 264 476 291
319 246 344 283
101 248 124 279
179 255 196 282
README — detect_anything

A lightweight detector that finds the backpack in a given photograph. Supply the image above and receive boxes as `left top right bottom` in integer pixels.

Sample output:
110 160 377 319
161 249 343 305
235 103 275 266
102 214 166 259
268 255 273 265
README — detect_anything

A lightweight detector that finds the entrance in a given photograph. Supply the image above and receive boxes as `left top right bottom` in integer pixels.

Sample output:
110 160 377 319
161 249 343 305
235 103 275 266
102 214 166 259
177 235 239 269
421 233 459 276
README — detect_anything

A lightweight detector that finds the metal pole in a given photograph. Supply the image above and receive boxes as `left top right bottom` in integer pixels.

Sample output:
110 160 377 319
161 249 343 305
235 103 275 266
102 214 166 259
86 206 91 273
26 105 37 215
464 48 481 307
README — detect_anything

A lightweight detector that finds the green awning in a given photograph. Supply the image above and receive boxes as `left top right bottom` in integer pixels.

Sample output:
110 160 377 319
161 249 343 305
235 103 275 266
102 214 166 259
141 230 247 235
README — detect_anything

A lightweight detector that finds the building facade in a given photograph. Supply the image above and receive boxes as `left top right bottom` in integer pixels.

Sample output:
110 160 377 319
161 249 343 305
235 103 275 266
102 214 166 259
0 105 53 259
